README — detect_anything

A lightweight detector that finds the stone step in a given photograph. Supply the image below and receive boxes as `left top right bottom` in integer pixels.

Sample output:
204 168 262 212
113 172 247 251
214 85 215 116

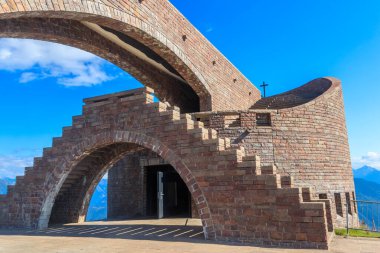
219 149 243 162
237 160 261 175
159 109 180 120
187 128 209 140
237 160 260 168
280 175 293 188
167 105 180 112
242 155 260 162
300 188 334 232
146 101 169 112
62 126 73 135
15 176 24 182
43 147 52 156
194 121 204 129
33 157 43 167
173 118 194 130
254 174 282 189
62 178 78 184
203 138 225 151
14 176 25 188
261 165 277 175
7 185 15 195
301 187 312 202
24 166 34 173
180 113 193 120
52 137 63 146
72 115 85 126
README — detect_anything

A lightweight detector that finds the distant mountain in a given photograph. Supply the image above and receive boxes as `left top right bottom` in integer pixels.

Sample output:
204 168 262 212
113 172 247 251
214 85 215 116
0 178 15 194
0 176 106 221
86 178 108 221
354 178 380 201
353 166 380 230
353 166 380 184
354 178 380 230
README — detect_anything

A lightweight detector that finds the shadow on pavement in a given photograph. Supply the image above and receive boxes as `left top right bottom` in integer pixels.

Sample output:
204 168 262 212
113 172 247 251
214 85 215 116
0 222 206 244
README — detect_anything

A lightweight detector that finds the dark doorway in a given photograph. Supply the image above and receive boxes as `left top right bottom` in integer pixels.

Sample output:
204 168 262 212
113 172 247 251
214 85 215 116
145 165 191 218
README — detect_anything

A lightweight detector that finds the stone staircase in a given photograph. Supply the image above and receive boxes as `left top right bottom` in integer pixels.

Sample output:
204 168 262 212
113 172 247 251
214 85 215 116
0 87 332 248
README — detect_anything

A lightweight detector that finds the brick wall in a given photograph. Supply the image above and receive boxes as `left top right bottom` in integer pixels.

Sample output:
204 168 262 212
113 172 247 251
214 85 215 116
107 152 145 219
107 149 200 219
192 77 357 228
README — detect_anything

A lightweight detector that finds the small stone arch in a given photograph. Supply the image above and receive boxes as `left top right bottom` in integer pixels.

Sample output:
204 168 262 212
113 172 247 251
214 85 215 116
38 130 215 239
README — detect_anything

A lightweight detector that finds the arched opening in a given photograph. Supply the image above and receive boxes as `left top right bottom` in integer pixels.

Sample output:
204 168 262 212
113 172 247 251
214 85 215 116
0 17 211 112
86 173 107 222
48 142 136 225
107 150 195 221
48 144 196 225
40 130 212 239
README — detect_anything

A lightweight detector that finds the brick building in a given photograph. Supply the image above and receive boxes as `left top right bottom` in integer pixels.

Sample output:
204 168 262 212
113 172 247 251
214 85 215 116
0 0 356 249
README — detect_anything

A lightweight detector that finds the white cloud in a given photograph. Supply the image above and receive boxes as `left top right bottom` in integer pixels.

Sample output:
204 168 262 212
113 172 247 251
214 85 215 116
0 150 108 180
0 155 33 178
0 48 11 60
0 148 41 179
0 38 114 87
19 72 39 83
352 151 380 169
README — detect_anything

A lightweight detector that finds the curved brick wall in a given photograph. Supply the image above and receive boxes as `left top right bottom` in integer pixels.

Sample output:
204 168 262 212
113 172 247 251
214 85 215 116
193 77 357 227
0 0 260 111
252 78 332 109
271 78 356 227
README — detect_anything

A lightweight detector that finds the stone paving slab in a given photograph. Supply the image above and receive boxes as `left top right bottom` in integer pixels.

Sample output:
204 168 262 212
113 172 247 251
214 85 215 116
0 219 379 253
0 218 205 242
0 235 379 253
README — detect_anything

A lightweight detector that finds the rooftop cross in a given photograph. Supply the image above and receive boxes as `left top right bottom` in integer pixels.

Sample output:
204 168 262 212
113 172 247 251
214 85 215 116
260 81 269 98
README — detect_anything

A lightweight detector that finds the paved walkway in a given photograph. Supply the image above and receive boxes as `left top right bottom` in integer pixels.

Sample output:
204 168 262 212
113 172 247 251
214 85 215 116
0 219 379 253
5 218 205 241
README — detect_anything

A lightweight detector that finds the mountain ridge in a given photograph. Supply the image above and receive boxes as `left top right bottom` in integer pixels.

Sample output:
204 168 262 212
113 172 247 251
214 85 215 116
353 165 380 184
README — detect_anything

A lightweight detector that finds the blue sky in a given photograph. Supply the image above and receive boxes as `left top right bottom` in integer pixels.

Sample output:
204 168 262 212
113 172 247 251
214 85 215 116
1 0 380 177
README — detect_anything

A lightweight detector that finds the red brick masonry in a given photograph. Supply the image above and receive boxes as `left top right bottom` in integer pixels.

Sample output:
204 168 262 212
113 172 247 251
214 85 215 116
0 0 356 249
1 88 331 248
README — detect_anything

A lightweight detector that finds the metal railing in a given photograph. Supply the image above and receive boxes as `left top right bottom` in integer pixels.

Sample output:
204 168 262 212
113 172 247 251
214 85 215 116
347 200 380 233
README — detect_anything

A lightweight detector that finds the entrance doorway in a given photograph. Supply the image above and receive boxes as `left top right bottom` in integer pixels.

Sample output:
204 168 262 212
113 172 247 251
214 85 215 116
145 165 191 219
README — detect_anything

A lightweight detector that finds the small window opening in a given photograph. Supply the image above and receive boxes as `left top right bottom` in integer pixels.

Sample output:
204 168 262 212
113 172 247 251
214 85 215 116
345 192 352 215
256 113 271 126
334 193 343 217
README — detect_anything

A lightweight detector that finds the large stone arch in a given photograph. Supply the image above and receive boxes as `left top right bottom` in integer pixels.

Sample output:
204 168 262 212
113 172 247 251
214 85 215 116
0 18 202 112
0 0 260 112
38 130 214 238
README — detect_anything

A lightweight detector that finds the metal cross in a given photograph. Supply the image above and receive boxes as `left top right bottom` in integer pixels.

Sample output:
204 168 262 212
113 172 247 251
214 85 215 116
260 81 269 98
